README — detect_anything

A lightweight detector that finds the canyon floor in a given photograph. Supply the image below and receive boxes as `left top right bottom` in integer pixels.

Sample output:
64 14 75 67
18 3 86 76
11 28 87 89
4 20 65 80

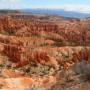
0 11 90 90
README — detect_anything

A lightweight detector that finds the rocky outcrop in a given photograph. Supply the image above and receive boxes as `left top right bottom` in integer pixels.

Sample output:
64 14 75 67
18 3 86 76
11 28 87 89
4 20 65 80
1 42 90 70
0 13 90 90
0 76 56 90
0 16 90 45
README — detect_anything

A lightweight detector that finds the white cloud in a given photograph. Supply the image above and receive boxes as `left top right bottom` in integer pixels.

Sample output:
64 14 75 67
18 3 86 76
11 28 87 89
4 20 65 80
2 0 17 3
8 0 16 3
62 5 90 13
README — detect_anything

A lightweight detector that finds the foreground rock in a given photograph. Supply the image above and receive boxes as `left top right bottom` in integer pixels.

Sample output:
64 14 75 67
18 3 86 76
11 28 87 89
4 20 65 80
0 76 56 90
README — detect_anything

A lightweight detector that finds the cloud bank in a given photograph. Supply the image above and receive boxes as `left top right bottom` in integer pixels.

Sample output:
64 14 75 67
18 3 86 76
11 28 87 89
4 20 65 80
0 0 90 14
31 5 90 13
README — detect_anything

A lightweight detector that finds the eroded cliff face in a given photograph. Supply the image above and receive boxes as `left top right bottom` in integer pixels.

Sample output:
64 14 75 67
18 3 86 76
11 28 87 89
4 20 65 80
0 14 90 90
0 15 90 45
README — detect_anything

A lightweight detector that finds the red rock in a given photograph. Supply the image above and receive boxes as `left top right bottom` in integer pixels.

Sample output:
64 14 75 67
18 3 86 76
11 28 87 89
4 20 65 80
21 77 34 87
1 69 24 78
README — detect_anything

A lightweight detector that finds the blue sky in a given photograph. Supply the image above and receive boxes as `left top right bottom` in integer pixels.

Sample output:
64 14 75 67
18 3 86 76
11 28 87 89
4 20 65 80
0 0 90 13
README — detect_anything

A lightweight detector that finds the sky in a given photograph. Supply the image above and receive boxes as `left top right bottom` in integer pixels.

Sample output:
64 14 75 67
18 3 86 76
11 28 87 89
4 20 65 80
0 0 90 13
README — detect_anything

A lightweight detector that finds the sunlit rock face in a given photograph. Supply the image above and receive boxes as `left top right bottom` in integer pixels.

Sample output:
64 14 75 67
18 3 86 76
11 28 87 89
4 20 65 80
0 76 56 90
0 13 90 90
